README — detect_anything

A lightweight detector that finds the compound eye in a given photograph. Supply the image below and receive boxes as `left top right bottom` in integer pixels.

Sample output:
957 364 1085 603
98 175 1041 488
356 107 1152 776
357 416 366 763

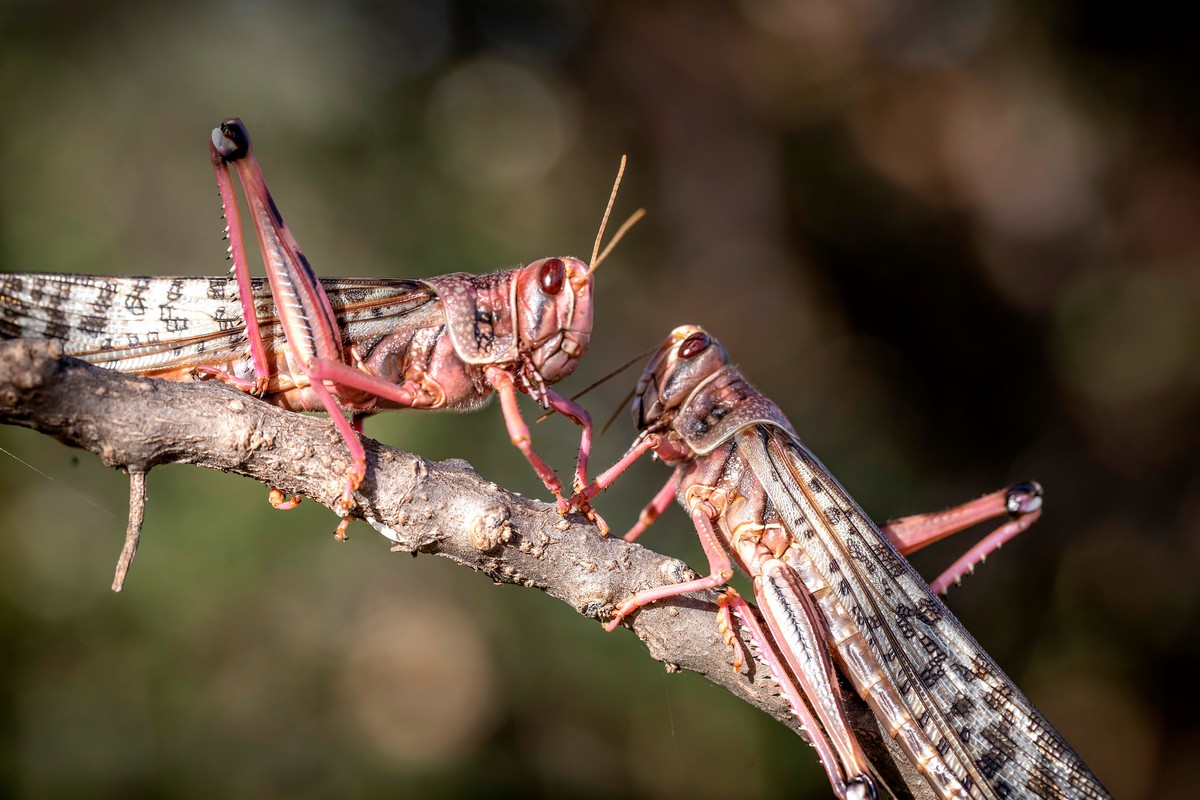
679 331 710 359
539 258 565 295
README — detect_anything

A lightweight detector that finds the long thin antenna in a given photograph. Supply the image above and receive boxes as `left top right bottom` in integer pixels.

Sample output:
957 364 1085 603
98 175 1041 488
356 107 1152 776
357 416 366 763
600 385 638 436
591 155 627 268
590 208 645 274
534 343 659 424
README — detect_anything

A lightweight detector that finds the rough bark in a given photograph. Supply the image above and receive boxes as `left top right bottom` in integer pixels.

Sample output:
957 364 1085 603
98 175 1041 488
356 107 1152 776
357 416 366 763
0 338 932 800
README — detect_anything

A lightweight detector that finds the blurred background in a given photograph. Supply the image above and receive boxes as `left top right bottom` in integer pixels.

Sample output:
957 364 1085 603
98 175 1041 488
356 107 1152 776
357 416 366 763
1 1 1195 797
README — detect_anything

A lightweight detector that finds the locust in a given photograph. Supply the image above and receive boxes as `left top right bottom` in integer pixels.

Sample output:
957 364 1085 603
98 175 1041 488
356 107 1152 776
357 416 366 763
574 326 1110 799
0 118 641 540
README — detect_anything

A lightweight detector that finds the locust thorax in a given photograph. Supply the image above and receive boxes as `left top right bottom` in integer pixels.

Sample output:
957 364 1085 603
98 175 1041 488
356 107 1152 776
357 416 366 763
632 325 731 433
513 256 593 386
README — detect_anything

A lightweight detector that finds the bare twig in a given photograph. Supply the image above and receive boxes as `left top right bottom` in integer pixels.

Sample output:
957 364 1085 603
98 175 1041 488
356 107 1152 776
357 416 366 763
0 338 931 800
111 468 146 591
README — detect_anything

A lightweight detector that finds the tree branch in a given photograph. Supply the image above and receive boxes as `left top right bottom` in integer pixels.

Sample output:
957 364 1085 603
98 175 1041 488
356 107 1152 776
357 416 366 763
0 338 931 800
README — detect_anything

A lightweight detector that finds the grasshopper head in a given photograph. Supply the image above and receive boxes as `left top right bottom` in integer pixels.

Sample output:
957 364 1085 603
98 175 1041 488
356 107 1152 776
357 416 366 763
514 256 594 388
633 325 730 432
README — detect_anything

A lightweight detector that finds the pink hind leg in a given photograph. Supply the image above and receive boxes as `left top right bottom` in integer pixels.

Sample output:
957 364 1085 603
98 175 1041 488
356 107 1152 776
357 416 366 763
880 482 1044 594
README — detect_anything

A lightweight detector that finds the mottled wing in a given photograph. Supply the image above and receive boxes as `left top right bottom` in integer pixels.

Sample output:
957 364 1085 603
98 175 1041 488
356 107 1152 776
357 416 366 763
0 273 436 374
739 426 1110 800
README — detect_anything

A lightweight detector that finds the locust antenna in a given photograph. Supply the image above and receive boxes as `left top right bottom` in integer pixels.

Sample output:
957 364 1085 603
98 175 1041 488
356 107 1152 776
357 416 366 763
587 155 645 275
591 208 645 274
590 155 626 267
535 343 659 424
600 385 638 436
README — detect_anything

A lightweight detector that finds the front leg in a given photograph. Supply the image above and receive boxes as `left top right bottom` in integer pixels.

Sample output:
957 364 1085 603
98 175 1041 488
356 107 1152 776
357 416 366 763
568 435 674 537
540 387 593 495
539 386 606 531
486 367 570 512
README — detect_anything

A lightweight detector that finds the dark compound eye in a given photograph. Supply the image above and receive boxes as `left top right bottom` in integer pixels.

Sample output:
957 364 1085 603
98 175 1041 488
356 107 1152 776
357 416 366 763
539 258 565 295
679 331 710 359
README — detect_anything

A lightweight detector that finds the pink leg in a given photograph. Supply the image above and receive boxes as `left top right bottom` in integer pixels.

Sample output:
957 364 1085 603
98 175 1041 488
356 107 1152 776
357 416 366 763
286 369 365 544
880 481 1043 594
320 353 587 517
305 376 366 532
486 369 569 511
212 121 363 538
623 469 680 543
753 557 874 796
572 433 661 507
259 412 378 518
925 508 1042 594
209 145 270 396
269 488 302 510
306 358 424 407
718 589 863 799
540 386 609 531
306 356 455 539
191 365 263 394
715 590 750 672
312 356 541 540
221 133 345 364
605 503 734 632
541 387 593 494
568 435 670 536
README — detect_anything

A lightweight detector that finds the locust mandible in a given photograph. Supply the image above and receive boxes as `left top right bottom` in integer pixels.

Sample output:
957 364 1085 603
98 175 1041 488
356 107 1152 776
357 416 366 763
575 326 1110 799
0 118 641 540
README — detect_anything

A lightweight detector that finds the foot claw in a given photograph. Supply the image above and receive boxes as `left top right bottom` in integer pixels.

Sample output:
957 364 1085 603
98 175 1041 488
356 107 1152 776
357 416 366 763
560 492 609 536
604 596 637 632
269 488 302 510
338 466 363 514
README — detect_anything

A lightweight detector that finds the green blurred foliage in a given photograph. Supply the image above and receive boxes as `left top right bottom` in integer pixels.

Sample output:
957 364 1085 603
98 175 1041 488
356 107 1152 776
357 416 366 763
1 1 1196 797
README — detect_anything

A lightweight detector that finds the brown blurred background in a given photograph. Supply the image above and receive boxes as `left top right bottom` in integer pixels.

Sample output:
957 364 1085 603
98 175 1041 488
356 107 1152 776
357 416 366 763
1 1 1195 797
